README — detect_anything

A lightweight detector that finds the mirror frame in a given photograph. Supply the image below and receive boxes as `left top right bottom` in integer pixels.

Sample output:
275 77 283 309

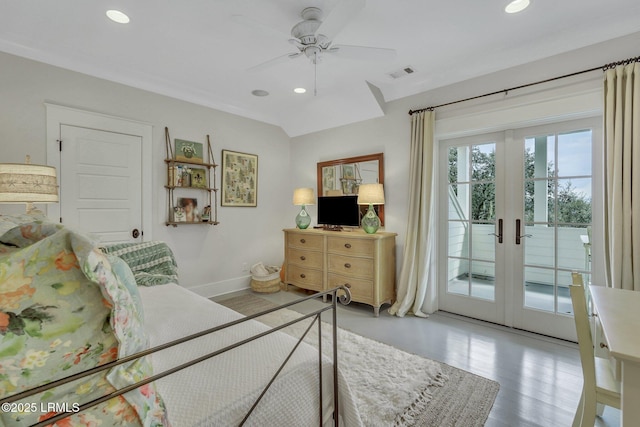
317 152 385 225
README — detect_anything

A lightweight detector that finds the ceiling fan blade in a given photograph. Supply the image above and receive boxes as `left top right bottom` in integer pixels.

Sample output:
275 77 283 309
315 0 366 41
327 44 396 61
246 52 301 73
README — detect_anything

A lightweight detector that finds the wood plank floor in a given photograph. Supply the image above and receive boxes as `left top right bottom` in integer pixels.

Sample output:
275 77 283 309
214 287 620 427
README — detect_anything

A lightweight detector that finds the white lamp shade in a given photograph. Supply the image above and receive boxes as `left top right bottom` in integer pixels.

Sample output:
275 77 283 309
357 183 385 205
0 163 59 203
293 187 315 205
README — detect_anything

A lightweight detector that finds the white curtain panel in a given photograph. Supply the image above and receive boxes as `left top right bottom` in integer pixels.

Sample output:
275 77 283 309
603 62 640 291
389 111 437 317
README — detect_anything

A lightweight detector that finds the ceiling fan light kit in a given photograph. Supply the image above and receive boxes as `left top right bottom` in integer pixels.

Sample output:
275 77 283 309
241 0 397 95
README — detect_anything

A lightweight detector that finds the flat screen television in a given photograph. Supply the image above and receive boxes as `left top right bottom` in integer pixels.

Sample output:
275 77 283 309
317 196 360 227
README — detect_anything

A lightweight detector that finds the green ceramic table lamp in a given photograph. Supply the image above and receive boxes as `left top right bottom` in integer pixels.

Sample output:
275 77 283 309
293 187 315 229
357 183 384 234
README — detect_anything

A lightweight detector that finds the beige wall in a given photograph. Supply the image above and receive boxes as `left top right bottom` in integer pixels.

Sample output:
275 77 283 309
0 52 291 295
290 32 640 286
1 31 638 297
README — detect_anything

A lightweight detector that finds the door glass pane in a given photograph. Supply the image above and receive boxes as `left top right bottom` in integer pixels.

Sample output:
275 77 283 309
524 136 554 224
448 221 469 258
524 223 555 268
556 178 592 224
471 143 496 181
557 130 592 177
525 136 555 179
470 261 495 300
449 146 470 183
557 226 591 270
556 270 575 315
448 258 469 295
525 179 553 224
524 267 555 312
471 183 495 221
472 222 495 261
449 183 469 220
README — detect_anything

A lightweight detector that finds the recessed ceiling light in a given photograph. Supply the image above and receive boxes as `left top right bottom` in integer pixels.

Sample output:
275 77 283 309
294 88 307 94
106 10 130 24
505 0 530 13
251 89 269 97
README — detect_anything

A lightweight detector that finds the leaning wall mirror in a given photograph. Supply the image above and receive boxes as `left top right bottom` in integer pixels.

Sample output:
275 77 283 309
317 152 384 225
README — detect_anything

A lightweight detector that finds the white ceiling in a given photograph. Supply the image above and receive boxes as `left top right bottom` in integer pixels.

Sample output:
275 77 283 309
1 0 640 136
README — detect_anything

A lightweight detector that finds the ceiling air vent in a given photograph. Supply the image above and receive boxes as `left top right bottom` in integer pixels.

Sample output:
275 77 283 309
387 66 415 79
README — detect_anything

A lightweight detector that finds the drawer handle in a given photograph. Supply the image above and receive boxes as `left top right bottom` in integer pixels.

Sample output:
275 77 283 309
300 273 306 279
600 342 609 349
344 263 351 268
300 238 306 244
300 256 306 261
345 243 352 249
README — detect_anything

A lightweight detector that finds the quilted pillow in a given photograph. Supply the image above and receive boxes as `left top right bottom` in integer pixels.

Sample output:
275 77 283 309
0 220 169 426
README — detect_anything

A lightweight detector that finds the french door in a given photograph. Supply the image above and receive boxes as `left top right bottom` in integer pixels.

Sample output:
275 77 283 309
438 118 601 341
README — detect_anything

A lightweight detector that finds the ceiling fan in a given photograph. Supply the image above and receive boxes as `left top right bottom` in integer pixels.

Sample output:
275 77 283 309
234 0 396 94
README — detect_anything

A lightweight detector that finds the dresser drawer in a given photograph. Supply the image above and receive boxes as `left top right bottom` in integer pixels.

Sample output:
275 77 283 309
328 274 374 301
327 236 374 257
328 254 373 279
287 233 324 251
287 265 323 292
288 248 323 268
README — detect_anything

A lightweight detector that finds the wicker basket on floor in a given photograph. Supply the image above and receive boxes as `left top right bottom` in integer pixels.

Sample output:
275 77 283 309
250 277 282 293
250 262 282 293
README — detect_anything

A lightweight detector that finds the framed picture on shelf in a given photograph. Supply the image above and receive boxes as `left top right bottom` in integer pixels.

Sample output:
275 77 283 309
202 205 211 222
175 139 203 163
322 166 336 195
190 168 207 188
221 149 258 207
177 197 199 222
342 164 355 180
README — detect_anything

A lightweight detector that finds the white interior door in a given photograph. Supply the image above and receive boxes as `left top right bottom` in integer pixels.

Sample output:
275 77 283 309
439 118 601 340
59 125 142 243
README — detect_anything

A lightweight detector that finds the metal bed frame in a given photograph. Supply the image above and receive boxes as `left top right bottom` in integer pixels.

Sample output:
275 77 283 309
1 285 353 427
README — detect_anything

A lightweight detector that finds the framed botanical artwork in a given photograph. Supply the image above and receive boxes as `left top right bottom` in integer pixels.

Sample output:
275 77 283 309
175 139 203 163
190 168 207 188
221 149 258 207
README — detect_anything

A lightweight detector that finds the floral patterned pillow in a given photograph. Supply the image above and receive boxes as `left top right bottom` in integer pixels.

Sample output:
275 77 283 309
0 220 169 426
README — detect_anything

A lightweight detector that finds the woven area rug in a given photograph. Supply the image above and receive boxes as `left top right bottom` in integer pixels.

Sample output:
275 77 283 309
217 293 499 427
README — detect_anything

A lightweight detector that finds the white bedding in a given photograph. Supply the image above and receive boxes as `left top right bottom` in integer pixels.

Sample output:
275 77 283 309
139 284 361 427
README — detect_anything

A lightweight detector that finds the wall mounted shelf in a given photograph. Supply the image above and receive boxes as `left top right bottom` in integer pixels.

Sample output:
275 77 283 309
165 127 219 227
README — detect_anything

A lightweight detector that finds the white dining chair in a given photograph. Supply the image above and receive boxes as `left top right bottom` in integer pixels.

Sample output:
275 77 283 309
570 273 620 427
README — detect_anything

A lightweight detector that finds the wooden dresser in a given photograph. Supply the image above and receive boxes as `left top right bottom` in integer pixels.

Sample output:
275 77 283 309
283 228 397 316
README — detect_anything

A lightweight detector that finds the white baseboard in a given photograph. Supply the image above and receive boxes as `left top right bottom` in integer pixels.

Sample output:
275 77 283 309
188 275 251 299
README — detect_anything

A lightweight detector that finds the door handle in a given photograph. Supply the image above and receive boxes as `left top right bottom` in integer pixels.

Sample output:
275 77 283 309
515 219 532 245
132 228 140 239
488 219 503 244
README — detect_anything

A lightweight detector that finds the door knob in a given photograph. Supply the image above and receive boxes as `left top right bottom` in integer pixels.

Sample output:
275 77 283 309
132 228 140 239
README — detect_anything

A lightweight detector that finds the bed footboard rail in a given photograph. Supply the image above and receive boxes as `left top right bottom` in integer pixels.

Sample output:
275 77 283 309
1 285 352 427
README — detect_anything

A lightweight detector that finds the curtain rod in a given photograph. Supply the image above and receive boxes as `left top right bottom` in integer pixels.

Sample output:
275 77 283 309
408 54 640 115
